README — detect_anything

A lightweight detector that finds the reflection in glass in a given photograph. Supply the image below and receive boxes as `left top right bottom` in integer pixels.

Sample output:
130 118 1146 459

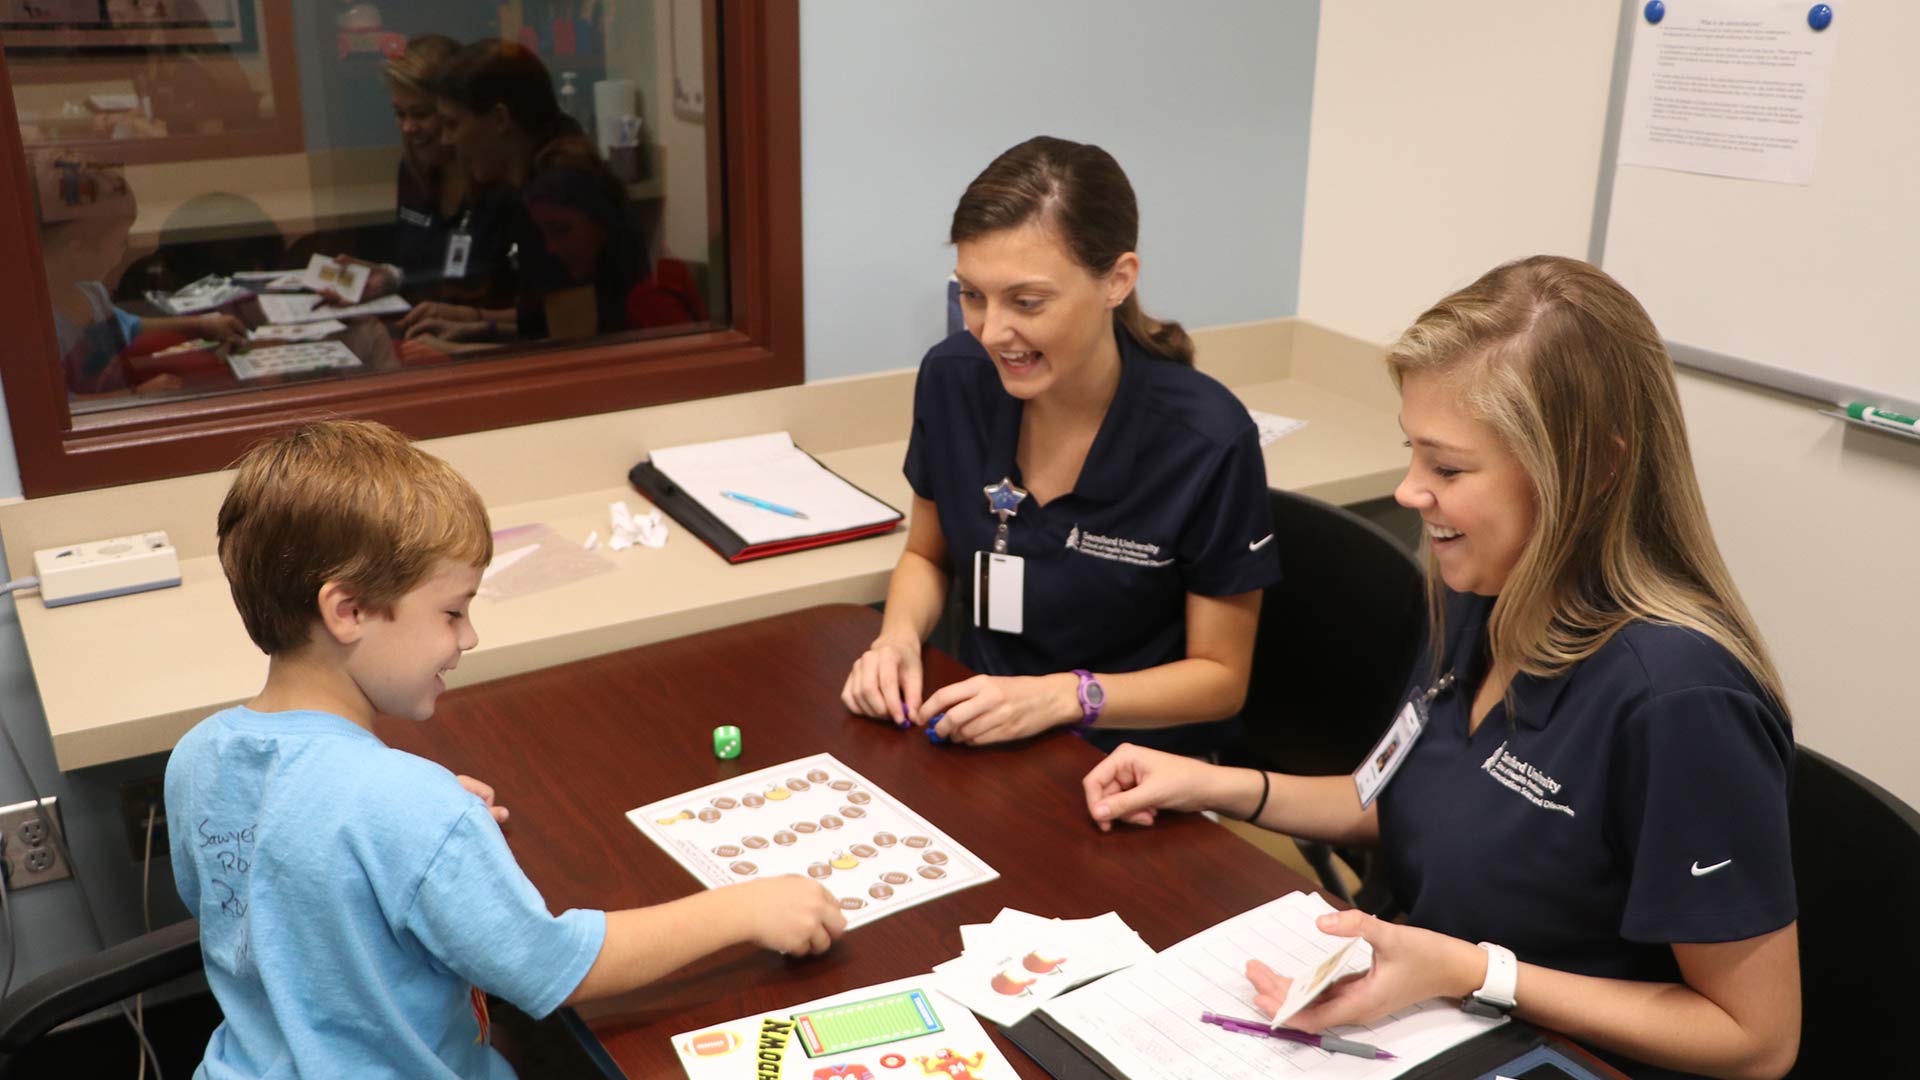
6 0 725 415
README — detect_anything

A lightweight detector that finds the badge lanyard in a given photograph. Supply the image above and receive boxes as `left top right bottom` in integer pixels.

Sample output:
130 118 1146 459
443 210 475 280
1353 669 1454 810
973 476 1028 634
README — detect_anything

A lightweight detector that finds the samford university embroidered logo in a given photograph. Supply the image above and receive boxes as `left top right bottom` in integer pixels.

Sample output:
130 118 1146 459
1480 740 1577 817
1064 526 1174 567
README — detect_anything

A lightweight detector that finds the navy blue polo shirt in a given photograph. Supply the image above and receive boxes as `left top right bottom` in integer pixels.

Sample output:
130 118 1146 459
1380 590 1796 986
903 323 1280 754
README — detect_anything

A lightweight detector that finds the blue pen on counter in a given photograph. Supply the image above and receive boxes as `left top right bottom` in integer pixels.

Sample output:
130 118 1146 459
720 490 810 519
1198 1012 1395 1061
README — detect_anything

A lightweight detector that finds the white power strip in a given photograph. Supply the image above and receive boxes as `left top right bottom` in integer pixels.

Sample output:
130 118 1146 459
32 532 182 607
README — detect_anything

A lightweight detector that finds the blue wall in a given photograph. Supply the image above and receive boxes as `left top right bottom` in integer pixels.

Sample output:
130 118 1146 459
0 0 1319 990
798 0 1319 380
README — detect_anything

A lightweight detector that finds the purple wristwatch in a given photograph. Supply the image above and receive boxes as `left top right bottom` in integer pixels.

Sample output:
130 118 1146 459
1072 669 1105 730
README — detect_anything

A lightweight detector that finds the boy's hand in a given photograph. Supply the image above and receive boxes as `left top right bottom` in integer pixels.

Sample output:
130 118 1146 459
194 313 247 345
735 876 846 956
456 774 510 824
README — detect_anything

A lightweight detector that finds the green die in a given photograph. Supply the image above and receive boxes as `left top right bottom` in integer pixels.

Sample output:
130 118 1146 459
712 725 742 760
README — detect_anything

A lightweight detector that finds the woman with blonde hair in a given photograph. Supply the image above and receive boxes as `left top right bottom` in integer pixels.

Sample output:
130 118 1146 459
1082 256 1799 1079
382 34 513 305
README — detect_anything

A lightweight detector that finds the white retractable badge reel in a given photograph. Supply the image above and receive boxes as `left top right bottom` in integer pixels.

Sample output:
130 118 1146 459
443 210 475 280
1353 671 1454 809
973 477 1028 635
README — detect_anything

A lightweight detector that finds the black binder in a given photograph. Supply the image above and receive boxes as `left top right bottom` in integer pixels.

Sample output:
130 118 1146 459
628 457 902 564
999 1011 1619 1080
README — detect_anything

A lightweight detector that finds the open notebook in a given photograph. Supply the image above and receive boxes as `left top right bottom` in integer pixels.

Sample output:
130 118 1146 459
630 432 903 562
1013 891 1507 1080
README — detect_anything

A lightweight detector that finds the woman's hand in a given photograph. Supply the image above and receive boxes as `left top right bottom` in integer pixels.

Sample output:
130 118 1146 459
915 673 1077 745
399 301 481 336
1247 910 1486 1032
840 633 923 726
1081 743 1236 830
404 316 492 342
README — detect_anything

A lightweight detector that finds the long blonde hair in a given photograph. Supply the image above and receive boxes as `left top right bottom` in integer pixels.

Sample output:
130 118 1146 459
1387 256 1789 718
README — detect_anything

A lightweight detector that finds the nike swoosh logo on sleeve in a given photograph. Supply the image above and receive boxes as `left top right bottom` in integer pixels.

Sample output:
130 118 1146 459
1691 858 1733 877
1248 534 1274 552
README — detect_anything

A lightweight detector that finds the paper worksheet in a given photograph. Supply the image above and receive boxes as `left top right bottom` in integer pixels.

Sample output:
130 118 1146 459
672 975 1017 1080
255 292 411 325
627 753 997 930
1618 0 1840 185
1249 408 1309 446
1041 891 1505 1079
226 341 362 380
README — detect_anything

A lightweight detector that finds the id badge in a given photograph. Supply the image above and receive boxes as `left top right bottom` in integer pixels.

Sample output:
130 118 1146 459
443 232 473 279
1353 696 1428 809
972 550 1025 634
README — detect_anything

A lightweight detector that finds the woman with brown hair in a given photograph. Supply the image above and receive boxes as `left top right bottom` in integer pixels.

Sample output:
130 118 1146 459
382 34 511 304
398 40 643 343
1083 256 1800 1080
841 136 1280 755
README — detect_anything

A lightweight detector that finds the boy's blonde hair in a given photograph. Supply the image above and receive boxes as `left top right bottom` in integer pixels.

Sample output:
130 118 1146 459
218 420 492 655
1387 255 1789 719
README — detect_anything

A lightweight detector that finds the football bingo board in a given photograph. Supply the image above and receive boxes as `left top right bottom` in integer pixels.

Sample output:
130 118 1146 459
674 976 1016 1080
626 753 997 929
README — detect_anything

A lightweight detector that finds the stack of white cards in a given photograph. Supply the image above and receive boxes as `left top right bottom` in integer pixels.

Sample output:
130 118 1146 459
930 908 1155 1026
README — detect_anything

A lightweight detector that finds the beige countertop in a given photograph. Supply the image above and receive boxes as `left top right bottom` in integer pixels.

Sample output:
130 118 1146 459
3 317 1402 770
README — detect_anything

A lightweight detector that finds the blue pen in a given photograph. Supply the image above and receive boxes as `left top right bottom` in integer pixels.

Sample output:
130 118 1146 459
720 490 810 520
1199 1012 1394 1061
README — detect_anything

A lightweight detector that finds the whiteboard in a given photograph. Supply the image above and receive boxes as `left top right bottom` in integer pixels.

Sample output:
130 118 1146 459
1594 0 1920 413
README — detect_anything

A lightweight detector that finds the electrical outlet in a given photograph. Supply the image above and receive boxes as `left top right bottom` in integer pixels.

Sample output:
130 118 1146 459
120 777 169 860
0 797 71 890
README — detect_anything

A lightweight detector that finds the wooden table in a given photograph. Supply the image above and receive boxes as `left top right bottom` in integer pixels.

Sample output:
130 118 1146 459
376 603 1324 1079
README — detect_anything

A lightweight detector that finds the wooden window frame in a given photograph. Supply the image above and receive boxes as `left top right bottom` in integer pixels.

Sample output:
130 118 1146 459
0 0 801 498
5 1 305 167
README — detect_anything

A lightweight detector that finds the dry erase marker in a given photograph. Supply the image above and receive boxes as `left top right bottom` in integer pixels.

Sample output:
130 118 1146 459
1845 403 1920 435
1198 1012 1394 1061
720 491 810 519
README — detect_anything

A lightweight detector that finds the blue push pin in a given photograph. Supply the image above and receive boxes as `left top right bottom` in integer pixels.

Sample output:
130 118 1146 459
926 713 948 745
1644 0 1664 25
1807 4 1832 31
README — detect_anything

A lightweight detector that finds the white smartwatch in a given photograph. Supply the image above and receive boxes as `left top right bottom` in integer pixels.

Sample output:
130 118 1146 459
1461 941 1518 1018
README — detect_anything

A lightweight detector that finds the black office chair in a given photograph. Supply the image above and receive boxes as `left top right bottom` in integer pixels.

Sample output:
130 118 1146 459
0 918 205 1079
1224 488 1426 908
1785 746 1920 1078
0 917 617 1078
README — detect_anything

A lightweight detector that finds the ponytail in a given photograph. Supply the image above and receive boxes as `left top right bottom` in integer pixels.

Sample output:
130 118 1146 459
1117 294 1193 366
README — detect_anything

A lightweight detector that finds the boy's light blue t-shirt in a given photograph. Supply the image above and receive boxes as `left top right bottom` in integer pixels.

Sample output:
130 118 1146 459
166 707 607 1080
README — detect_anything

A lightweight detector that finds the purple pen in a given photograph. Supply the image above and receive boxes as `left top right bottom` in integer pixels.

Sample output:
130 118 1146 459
1198 1011 1395 1061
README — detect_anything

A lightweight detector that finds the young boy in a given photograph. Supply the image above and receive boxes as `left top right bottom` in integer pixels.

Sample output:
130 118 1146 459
167 419 844 1078
33 152 245 398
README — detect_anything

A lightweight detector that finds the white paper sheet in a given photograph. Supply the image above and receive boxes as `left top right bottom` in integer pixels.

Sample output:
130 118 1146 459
255 292 411 324
932 908 1156 1026
648 432 900 545
249 319 347 342
1249 408 1309 446
225 341 362 380
298 253 369 303
1619 0 1839 184
1041 891 1505 1079
627 753 997 930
